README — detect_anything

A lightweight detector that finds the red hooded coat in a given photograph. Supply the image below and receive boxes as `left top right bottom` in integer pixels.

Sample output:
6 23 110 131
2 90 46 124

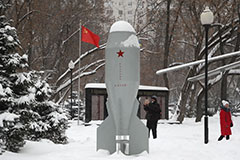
220 108 233 135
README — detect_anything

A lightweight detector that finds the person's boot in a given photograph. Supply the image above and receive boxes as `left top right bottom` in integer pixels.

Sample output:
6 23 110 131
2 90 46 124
226 135 230 140
218 135 224 141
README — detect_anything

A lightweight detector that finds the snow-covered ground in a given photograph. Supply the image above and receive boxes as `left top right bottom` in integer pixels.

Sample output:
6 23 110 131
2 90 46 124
2 114 240 160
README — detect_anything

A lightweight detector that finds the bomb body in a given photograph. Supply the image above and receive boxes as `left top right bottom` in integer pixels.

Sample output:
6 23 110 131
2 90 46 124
97 21 148 155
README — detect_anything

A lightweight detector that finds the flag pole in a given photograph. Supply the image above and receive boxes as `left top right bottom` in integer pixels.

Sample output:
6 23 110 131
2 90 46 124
77 21 82 125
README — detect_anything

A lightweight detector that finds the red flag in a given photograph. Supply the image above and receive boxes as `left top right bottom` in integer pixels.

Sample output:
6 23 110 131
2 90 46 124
81 26 100 48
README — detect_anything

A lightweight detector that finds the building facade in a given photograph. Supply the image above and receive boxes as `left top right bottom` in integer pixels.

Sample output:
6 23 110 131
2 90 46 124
85 83 169 122
104 0 147 29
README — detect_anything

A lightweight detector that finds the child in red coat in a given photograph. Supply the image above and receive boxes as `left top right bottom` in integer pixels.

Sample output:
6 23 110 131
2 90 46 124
218 100 233 141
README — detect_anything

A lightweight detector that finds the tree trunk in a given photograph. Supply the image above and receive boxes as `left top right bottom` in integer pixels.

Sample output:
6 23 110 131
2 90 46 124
177 82 191 123
188 82 197 117
218 24 228 101
195 88 204 122
163 0 171 88
221 75 228 100
177 69 195 123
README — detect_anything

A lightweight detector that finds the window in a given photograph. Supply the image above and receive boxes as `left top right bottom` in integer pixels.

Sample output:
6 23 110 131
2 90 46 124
128 10 132 14
119 10 123 15
141 1 145 8
107 9 113 14
128 2 132 6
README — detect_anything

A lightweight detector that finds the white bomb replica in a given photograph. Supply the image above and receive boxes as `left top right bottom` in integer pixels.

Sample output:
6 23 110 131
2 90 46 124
97 21 149 155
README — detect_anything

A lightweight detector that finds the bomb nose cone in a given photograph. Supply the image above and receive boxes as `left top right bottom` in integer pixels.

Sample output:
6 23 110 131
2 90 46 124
110 21 136 33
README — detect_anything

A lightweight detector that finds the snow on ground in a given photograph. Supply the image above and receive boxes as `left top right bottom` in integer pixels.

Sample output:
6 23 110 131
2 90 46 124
2 114 240 160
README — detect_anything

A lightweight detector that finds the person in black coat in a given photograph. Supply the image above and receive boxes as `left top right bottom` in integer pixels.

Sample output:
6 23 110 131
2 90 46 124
143 96 161 139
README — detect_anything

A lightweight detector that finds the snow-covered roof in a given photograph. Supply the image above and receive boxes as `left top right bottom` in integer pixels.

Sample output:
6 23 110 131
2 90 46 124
85 83 106 89
109 21 136 33
139 85 168 91
85 83 168 91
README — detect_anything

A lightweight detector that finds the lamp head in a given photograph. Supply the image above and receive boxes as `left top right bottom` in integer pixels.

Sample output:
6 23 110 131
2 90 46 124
68 60 75 69
200 6 214 25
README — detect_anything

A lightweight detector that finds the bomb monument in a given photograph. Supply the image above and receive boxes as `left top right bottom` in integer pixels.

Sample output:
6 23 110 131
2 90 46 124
97 21 149 155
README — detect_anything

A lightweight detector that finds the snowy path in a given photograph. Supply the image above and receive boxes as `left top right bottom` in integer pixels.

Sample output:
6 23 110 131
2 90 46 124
2 115 240 160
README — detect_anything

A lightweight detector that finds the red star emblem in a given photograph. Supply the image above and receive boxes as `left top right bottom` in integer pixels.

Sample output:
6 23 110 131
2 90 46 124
117 50 124 57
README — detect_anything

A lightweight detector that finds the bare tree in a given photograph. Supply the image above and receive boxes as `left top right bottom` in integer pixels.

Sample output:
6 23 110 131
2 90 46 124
5 0 110 102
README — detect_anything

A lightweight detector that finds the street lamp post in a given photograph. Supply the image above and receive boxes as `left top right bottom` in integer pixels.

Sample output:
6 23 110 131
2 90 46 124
68 60 75 119
200 6 214 144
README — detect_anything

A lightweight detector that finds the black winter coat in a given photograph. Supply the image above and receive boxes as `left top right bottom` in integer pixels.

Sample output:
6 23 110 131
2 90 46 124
144 102 161 121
